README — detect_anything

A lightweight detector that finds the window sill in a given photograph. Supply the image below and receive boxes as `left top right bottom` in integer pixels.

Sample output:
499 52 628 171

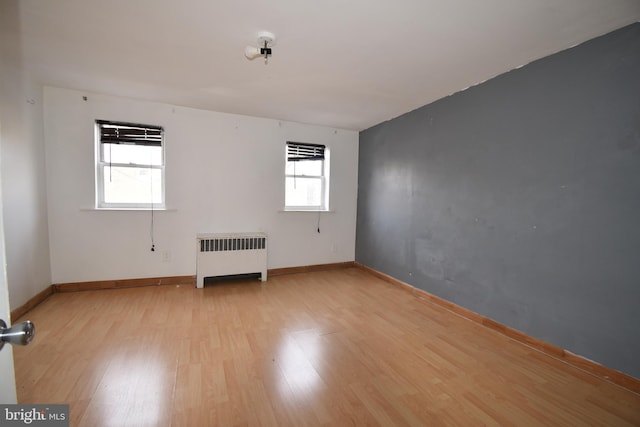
81 207 177 212
279 209 334 213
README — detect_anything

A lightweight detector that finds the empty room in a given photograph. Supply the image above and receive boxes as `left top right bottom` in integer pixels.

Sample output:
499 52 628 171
1 0 640 425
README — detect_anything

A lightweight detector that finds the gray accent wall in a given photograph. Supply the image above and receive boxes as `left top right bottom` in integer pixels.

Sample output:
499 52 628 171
356 23 640 378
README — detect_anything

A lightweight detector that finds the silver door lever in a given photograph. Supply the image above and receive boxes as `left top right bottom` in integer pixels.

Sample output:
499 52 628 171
0 319 35 351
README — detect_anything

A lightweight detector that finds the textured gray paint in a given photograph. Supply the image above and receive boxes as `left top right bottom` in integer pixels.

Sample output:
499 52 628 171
356 23 640 378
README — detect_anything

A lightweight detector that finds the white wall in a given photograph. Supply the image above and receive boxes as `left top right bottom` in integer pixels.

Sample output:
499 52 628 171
44 87 359 284
0 0 52 309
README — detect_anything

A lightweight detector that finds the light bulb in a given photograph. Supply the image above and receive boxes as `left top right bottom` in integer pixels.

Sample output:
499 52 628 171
244 46 261 60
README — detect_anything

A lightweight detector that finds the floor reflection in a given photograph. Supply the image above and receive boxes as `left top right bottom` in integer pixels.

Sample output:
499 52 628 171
90 352 167 427
276 332 323 398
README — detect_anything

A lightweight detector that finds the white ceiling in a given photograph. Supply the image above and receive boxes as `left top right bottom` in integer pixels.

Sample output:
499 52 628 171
7 0 640 131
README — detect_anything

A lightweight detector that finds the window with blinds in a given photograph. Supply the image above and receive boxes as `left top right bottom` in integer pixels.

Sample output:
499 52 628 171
95 120 165 209
285 141 329 211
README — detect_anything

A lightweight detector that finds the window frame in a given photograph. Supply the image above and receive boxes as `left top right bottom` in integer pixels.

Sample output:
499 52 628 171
95 120 166 209
284 141 329 211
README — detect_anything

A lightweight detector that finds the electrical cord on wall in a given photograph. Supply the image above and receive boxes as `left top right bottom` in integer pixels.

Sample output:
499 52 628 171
317 210 321 233
150 204 155 251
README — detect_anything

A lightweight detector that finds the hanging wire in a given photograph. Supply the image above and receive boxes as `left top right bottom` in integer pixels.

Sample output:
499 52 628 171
149 133 155 252
293 161 297 189
108 141 113 182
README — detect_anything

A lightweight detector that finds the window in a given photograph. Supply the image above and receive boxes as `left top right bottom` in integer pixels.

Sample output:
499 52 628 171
285 141 329 211
95 120 165 209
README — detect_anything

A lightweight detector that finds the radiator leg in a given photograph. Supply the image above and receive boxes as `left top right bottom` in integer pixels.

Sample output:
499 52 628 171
196 274 204 289
260 270 267 282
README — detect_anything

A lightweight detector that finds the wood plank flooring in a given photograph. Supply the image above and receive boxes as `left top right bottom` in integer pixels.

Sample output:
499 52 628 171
13 268 640 426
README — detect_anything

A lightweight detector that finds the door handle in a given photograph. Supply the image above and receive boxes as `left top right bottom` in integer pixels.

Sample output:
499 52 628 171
0 319 35 351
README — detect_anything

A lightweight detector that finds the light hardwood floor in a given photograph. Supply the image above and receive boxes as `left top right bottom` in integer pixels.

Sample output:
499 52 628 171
14 268 640 426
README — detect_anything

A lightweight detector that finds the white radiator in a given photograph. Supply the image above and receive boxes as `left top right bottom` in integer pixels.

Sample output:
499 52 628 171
196 232 267 288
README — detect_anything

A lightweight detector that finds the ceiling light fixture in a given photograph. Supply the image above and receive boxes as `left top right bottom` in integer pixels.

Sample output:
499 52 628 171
244 31 276 64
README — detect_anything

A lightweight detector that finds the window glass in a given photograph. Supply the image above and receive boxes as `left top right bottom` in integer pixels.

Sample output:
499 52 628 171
285 177 323 207
102 144 162 166
102 166 163 204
